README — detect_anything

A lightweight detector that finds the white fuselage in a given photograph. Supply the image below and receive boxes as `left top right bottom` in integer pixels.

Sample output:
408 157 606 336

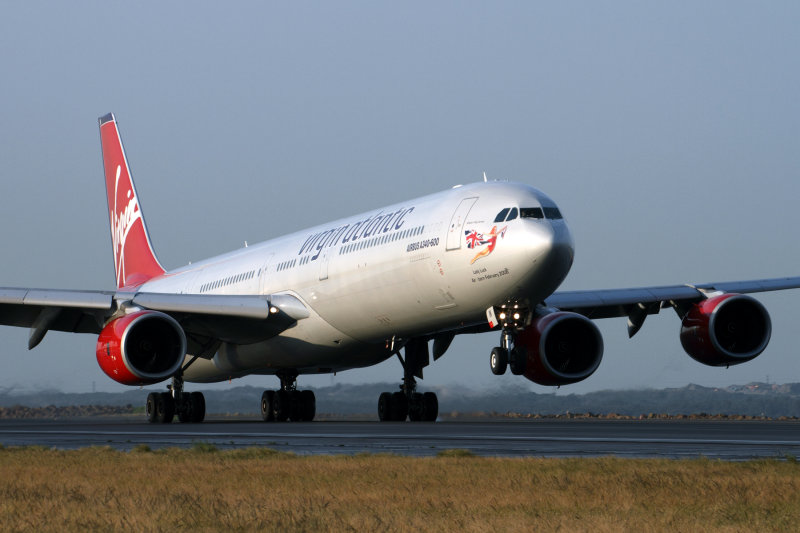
138 181 575 383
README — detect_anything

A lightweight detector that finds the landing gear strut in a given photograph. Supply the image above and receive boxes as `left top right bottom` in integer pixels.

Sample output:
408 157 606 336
378 339 438 422
490 328 526 376
145 373 205 424
261 371 316 422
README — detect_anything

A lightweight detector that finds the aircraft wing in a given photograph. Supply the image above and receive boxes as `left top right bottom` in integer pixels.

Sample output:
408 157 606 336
545 276 800 336
131 292 309 349
0 288 309 352
0 288 114 343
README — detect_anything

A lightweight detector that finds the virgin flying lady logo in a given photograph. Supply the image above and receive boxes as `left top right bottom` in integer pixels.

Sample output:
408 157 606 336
465 225 507 264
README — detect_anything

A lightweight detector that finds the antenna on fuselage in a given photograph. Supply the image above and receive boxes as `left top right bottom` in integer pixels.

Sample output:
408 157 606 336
483 171 488 182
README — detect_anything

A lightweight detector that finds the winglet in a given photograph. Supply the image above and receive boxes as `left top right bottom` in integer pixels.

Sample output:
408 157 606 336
98 113 115 126
98 113 165 289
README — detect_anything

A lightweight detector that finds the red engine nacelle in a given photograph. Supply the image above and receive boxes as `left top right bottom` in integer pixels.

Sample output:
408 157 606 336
516 311 604 386
96 310 187 386
680 293 771 366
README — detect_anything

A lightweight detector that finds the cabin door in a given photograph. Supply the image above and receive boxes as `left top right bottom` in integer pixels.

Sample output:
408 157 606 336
445 197 478 250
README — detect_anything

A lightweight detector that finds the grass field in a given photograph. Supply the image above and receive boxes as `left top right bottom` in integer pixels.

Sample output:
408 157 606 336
1 444 799 532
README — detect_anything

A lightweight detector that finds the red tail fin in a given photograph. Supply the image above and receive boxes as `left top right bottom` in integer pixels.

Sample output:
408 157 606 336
98 113 165 289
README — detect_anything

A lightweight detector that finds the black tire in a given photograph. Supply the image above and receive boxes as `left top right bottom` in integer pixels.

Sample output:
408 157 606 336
509 347 526 376
408 392 423 421
490 346 508 375
146 392 159 423
288 390 302 421
274 390 290 422
422 392 438 422
190 392 206 423
261 390 275 422
390 391 408 422
299 390 316 421
378 392 392 421
178 401 191 423
156 392 174 424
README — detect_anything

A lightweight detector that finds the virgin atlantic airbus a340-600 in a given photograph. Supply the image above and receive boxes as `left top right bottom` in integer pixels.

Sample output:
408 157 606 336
0 113 796 423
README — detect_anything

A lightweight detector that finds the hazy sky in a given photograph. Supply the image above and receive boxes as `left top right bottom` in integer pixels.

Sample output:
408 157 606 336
1 3 799 396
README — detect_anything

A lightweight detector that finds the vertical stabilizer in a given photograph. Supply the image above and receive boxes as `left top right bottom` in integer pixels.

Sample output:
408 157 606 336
98 113 165 289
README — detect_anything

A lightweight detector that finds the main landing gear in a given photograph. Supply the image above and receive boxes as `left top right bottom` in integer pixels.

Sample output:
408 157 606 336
145 374 205 423
378 383 438 422
378 339 439 422
260 371 316 422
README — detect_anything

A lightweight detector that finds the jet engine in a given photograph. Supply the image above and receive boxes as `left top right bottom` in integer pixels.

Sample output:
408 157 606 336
516 311 604 386
680 293 771 366
96 310 186 385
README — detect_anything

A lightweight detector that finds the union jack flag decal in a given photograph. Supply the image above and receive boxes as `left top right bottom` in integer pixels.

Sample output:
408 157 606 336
464 225 508 263
465 230 487 249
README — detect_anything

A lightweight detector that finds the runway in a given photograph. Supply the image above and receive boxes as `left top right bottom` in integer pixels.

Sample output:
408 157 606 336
0 417 798 459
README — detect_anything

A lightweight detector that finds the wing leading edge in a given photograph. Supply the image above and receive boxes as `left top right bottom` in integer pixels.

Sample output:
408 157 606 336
545 276 800 336
0 288 309 351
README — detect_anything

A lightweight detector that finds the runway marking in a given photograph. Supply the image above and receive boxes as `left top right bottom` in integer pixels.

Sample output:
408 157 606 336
1 420 797 458
0 429 796 447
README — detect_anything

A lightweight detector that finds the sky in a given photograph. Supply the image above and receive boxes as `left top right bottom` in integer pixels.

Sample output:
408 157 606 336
0 2 799 396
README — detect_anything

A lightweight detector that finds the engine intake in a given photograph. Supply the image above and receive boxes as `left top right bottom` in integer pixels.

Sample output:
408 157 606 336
96 310 186 385
516 311 604 386
680 293 771 366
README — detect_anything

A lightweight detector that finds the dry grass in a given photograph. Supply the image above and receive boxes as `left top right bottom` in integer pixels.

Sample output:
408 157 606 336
0 444 799 532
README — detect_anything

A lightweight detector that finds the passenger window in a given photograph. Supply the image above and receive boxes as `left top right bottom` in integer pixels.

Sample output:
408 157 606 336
505 207 518 221
520 207 544 219
494 208 510 223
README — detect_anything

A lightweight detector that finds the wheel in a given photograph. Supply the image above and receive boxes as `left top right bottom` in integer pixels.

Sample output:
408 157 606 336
378 392 392 421
408 392 423 421
490 347 508 375
178 401 191 423
422 392 438 422
274 390 290 422
146 392 159 423
156 392 174 424
288 390 302 421
261 390 275 422
177 392 203 423
299 390 316 421
189 392 205 423
390 391 408 422
509 347 526 375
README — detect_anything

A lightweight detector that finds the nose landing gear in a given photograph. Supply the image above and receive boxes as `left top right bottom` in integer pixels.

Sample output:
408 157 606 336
489 303 529 376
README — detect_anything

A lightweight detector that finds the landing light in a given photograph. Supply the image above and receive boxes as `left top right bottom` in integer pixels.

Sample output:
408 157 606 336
494 302 530 330
269 306 279 314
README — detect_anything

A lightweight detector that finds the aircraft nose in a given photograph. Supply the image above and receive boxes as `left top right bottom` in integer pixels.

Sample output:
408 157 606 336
524 220 575 298
548 223 575 273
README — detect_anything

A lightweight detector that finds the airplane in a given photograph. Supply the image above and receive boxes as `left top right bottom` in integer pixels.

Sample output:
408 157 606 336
1 112 798 424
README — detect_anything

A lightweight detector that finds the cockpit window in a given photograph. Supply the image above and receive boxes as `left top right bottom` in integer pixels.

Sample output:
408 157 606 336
493 208 510 223
505 207 518 221
520 207 544 219
543 207 562 219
